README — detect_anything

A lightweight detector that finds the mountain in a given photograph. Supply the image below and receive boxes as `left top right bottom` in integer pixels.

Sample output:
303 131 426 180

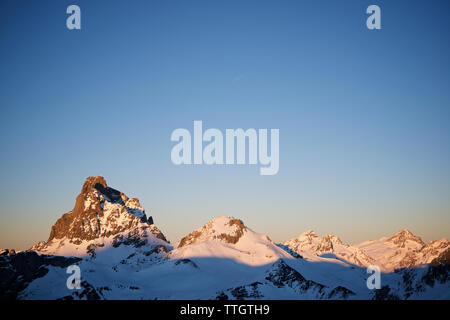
30 176 169 258
282 230 375 268
174 215 289 265
283 228 449 274
355 229 449 272
0 176 449 300
1 176 171 299
122 215 360 299
282 229 450 300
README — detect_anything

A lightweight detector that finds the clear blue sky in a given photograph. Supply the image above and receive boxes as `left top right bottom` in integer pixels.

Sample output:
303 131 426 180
1 0 449 250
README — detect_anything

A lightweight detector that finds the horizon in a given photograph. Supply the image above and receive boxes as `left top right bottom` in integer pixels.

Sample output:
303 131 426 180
1 0 450 250
2 174 448 251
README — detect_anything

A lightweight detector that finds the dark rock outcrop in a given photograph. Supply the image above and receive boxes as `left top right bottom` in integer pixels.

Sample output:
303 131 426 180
422 247 450 287
0 251 80 300
178 218 246 248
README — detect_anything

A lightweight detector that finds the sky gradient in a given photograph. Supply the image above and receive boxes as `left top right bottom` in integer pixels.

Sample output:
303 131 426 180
1 0 449 250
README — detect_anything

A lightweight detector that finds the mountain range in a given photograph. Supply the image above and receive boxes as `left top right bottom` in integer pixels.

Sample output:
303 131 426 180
1 176 448 300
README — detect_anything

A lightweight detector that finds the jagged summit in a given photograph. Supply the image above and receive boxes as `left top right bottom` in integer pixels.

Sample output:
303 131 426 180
386 228 425 248
48 175 154 243
397 228 414 234
287 230 343 246
391 229 416 238
32 176 168 257
355 230 449 271
299 230 319 239
2 177 448 300
2 204 449 299
283 231 375 268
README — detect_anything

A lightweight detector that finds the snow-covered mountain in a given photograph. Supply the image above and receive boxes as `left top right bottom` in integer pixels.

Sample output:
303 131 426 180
1 176 172 299
167 216 360 299
282 230 375 268
281 229 450 300
30 175 169 258
355 229 449 272
0 176 448 300
283 228 449 274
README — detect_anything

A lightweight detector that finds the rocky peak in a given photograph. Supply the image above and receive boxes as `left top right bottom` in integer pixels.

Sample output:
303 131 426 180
395 229 415 237
427 238 449 247
46 176 159 245
81 175 107 194
430 247 450 267
178 216 247 248
286 231 343 249
387 229 425 248
301 230 319 239
287 230 318 246
317 234 344 252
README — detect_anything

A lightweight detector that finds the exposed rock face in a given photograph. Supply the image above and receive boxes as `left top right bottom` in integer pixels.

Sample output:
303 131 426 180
265 260 317 290
0 251 80 299
422 247 450 287
0 176 173 300
0 249 16 256
366 245 450 300
214 259 355 300
430 247 450 267
418 239 450 263
48 176 156 243
394 237 450 270
356 230 449 272
317 234 344 252
397 250 421 269
178 216 246 248
32 176 169 257
373 285 400 300
283 230 375 267
327 286 355 299
216 282 264 300
386 229 425 248
174 259 199 269
1 175 448 300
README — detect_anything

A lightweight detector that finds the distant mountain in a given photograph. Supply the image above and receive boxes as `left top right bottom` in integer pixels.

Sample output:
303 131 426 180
355 229 449 272
0 176 448 300
282 230 375 268
282 228 450 300
283 228 449 273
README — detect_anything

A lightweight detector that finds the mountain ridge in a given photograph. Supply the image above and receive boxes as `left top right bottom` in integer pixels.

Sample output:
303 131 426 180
0 176 448 300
